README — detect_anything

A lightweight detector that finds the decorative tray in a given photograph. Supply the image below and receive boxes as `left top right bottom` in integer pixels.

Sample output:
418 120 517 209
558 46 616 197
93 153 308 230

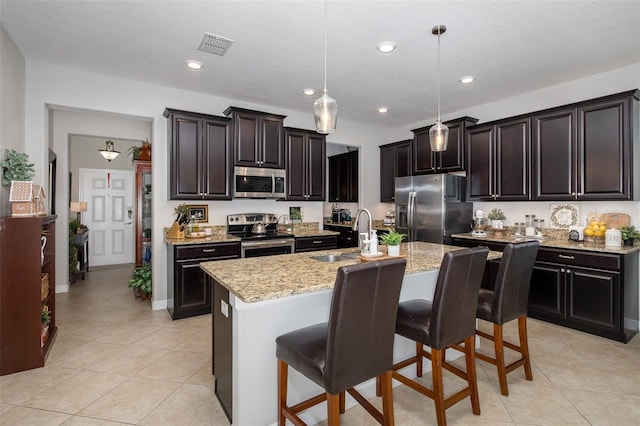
358 253 407 262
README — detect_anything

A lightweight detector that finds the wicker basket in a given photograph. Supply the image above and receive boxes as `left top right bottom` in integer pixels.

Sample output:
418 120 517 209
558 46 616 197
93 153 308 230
41 273 49 301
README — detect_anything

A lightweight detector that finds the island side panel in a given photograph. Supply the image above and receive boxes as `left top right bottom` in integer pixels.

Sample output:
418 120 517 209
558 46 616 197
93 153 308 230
212 278 232 422
229 269 441 426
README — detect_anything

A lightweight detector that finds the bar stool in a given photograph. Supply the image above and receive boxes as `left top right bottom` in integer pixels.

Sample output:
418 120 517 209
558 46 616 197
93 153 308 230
276 258 407 425
392 247 489 426
471 241 539 396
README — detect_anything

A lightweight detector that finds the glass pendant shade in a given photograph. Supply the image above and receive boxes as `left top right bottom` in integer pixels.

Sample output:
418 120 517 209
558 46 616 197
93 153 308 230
313 89 338 134
99 140 120 162
429 120 449 152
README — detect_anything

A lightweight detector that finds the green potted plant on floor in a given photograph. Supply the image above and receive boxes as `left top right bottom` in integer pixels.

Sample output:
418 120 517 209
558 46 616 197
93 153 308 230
621 225 640 246
379 230 405 257
128 263 152 300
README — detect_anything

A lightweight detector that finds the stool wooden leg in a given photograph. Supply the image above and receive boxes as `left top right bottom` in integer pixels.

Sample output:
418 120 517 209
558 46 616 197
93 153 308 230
465 335 480 415
416 342 423 377
431 348 447 426
278 359 288 426
493 323 509 396
339 391 346 414
518 316 533 381
327 393 341 425
380 371 395 426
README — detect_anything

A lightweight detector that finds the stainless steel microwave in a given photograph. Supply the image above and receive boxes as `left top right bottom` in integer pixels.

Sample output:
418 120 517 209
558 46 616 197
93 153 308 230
234 166 286 199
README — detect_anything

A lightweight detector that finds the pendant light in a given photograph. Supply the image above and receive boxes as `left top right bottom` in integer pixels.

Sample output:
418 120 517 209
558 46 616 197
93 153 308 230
313 0 338 134
429 25 449 152
99 140 120 162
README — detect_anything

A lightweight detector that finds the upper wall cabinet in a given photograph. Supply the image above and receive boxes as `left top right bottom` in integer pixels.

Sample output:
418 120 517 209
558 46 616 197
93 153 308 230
412 117 478 175
379 140 412 202
224 107 286 169
466 117 530 201
285 127 326 201
328 150 358 202
164 108 233 200
532 90 639 201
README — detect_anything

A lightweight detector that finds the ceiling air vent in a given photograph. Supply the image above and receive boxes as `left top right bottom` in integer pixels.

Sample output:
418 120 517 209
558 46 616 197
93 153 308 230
198 33 234 56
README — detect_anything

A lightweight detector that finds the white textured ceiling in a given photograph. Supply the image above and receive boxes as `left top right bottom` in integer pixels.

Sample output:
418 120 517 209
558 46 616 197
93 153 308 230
2 1 639 128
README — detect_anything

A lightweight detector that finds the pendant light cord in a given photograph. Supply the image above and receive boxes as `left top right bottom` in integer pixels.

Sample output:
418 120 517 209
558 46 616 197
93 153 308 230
436 28 441 122
323 0 328 92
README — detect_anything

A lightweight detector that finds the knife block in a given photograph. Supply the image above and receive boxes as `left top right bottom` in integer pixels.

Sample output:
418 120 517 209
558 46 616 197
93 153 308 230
167 221 185 239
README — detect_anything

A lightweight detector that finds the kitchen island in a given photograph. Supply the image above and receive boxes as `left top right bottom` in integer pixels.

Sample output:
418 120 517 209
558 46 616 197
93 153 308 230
201 242 501 425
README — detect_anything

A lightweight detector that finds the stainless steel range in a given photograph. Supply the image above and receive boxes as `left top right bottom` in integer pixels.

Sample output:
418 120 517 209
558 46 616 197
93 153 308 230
227 213 295 258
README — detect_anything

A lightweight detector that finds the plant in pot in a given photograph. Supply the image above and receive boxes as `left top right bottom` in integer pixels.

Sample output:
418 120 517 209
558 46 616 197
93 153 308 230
127 139 151 163
1 149 35 186
41 306 51 346
621 225 640 246
379 230 405 257
487 208 506 229
128 263 152 300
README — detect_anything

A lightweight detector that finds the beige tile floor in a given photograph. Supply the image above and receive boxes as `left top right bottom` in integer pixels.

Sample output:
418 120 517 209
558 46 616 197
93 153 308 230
1 264 639 425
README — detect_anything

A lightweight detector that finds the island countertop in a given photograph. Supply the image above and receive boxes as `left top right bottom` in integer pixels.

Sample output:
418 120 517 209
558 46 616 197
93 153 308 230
201 241 502 303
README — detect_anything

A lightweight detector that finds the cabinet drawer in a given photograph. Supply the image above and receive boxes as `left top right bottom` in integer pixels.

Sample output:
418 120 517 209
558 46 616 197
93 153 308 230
175 242 240 260
295 236 338 252
537 248 620 270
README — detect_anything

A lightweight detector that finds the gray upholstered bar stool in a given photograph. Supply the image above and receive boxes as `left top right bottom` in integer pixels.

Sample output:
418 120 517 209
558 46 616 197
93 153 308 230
469 240 539 396
392 247 489 426
276 258 407 426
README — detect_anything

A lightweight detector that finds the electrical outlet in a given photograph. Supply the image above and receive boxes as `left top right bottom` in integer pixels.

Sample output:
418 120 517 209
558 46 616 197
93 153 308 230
220 300 228 318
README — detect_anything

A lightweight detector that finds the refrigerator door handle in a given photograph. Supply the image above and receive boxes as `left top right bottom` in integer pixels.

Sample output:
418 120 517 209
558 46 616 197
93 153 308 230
408 191 416 241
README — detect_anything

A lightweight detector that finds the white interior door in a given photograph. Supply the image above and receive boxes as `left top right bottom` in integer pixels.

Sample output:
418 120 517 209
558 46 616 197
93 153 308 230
80 168 134 266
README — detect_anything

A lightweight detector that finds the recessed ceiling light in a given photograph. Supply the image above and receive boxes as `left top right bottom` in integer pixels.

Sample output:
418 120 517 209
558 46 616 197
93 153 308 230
303 89 315 96
376 41 397 53
378 107 389 113
186 60 203 70
459 75 476 84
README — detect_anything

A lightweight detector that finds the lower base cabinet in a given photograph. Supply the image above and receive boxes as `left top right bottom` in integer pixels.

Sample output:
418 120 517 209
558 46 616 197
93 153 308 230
212 278 232 422
452 237 638 343
323 224 358 248
167 242 240 320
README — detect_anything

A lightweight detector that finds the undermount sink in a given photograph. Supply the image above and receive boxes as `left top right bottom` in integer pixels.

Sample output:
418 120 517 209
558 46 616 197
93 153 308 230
310 254 352 263
341 252 361 259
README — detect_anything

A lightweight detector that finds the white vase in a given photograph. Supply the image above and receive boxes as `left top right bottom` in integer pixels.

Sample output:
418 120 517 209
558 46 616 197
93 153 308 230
41 235 47 266
490 220 503 229
387 245 400 257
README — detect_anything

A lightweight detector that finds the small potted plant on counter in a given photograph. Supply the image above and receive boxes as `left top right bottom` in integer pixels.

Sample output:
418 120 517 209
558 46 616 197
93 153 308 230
488 208 506 229
621 225 640 246
128 263 152 300
379 230 405 257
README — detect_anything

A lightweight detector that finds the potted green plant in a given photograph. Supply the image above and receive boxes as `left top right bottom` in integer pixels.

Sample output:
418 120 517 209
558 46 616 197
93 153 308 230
379 230 405 257
1 149 35 186
128 263 152 300
487 208 506 229
621 225 640 246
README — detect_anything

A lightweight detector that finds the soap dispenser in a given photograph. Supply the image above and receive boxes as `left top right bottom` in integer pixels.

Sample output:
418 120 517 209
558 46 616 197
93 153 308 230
370 230 378 255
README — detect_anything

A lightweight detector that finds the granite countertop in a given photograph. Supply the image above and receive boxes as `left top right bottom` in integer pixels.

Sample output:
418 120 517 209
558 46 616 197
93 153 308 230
289 229 339 238
201 241 502 303
451 232 640 255
164 234 241 246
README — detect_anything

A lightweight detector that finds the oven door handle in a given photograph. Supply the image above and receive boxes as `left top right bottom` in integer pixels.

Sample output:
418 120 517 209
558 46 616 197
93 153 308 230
241 238 295 249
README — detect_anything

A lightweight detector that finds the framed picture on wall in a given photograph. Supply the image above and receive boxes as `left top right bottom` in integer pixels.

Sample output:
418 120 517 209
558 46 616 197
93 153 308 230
187 205 208 222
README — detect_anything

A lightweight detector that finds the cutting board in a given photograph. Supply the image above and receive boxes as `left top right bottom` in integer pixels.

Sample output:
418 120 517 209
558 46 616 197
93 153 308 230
586 212 630 229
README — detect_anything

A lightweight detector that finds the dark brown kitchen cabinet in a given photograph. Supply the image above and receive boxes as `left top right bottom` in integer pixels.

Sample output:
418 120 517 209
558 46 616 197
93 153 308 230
412 117 478 175
295 235 338 252
164 108 233 200
285 127 326 201
212 278 232 422
323 224 359 248
168 242 240 320
532 90 639 201
224 107 286 169
328 150 358 202
466 117 530 201
379 139 412 202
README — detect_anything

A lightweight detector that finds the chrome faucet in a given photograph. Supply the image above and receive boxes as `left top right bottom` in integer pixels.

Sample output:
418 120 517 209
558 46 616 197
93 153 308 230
352 208 372 235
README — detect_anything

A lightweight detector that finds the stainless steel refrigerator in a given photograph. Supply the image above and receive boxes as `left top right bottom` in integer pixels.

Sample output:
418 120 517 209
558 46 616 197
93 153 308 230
395 174 473 244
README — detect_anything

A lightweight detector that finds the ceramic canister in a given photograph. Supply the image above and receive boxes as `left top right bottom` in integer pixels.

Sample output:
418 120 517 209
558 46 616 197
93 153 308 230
605 228 622 247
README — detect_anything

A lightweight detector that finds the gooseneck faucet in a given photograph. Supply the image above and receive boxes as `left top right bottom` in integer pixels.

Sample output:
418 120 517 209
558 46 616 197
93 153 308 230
352 208 372 235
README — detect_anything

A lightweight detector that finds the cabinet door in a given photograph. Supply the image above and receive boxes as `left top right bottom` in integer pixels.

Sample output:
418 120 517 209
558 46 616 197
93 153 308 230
306 134 326 200
412 127 435 174
170 113 204 199
348 150 358 202
532 108 577 200
329 154 349 202
496 118 530 200
260 116 284 168
436 120 465 172
567 266 620 334
578 98 630 200
203 118 232 200
466 125 494 200
528 261 565 320
135 161 152 265
174 261 212 319
379 145 395 202
233 112 260 166
285 130 306 200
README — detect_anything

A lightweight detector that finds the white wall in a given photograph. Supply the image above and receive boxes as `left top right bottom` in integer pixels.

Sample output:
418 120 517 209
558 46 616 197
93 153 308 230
0 24 25 215
24 61 391 310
